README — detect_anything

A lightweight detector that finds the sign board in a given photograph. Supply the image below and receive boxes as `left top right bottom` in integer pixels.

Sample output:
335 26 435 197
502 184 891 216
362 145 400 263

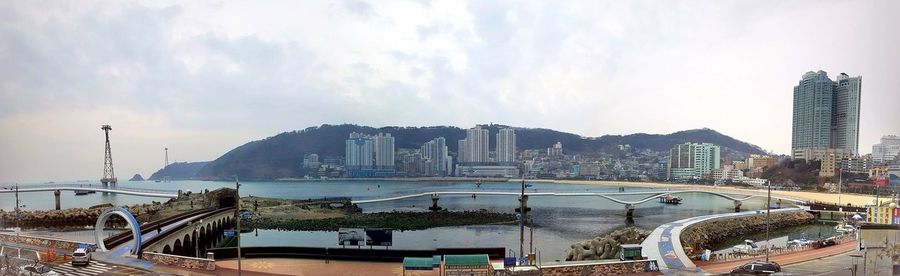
866 207 895 224
365 228 393 246
339 228 366 246
224 231 235 237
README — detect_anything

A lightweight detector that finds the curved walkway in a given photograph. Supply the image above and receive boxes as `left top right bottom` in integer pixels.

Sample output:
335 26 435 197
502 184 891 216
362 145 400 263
0 184 178 198
351 189 806 206
640 208 802 272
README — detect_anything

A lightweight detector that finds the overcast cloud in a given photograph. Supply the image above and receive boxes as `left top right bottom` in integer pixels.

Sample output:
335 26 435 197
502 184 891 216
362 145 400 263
1 0 898 182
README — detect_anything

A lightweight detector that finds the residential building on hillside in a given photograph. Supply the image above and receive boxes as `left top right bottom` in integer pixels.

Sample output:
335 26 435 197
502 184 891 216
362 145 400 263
667 142 720 180
345 133 373 171
548 142 563 157
422 137 450 176
496 128 517 164
345 132 395 177
303 153 320 169
791 70 862 159
458 126 489 164
373 133 395 170
873 135 900 164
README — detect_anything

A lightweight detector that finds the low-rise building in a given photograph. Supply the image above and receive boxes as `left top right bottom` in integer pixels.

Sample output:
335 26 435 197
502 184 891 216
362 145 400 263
456 165 519 178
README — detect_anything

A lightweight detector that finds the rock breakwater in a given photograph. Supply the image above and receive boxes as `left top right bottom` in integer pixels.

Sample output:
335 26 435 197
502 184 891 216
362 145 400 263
566 227 650 261
680 210 815 253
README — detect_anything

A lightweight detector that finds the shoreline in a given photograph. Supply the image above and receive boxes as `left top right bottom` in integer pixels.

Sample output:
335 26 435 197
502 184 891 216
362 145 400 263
194 177 878 206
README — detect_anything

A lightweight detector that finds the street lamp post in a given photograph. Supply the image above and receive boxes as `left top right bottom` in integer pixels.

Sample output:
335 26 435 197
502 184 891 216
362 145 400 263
235 177 242 276
194 219 203 258
765 179 771 262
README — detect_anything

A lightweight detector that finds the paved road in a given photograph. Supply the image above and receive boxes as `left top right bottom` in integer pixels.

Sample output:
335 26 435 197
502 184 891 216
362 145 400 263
640 208 802 272
2 243 149 276
699 240 856 274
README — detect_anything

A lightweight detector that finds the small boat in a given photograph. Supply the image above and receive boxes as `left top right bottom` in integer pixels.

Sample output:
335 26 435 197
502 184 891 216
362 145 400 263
659 195 682 204
732 240 759 254
74 190 90 196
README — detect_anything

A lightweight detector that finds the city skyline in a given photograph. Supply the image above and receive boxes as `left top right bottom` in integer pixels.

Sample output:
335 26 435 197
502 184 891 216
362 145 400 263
1 0 899 181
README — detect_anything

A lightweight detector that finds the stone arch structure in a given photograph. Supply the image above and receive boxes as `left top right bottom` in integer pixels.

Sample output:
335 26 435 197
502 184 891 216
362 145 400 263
95 207 142 255
162 245 171 254
173 239 182 256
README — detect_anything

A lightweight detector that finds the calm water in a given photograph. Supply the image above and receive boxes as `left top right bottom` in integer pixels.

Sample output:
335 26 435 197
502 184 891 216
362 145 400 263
0 180 776 259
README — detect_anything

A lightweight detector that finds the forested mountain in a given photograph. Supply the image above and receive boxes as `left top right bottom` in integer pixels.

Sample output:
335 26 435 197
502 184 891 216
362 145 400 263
160 124 765 180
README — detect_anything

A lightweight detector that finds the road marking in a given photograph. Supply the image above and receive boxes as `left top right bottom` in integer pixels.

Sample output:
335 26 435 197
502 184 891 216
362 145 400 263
53 261 112 276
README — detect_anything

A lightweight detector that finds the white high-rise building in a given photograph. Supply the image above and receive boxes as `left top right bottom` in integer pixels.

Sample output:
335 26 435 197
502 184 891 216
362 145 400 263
548 142 563 156
496 128 516 164
873 135 900 164
422 137 449 176
345 133 373 170
373 133 395 169
458 126 489 164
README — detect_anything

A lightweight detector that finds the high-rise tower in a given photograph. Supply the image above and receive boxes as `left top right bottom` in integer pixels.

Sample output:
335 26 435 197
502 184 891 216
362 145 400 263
101 125 117 185
496 128 516 164
791 70 862 159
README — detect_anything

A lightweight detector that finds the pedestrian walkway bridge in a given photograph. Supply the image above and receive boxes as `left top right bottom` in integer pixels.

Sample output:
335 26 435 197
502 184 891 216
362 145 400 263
0 184 178 198
351 189 807 206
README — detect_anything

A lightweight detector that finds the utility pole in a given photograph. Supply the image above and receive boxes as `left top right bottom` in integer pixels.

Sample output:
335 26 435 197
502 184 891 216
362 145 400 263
838 157 843 208
235 177 242 276
518 177 524 262
765 179 771 262
15 183 20 239
164 148 169 183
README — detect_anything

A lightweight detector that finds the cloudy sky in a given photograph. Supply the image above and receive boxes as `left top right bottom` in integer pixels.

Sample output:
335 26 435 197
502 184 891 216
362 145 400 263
1 0 898 182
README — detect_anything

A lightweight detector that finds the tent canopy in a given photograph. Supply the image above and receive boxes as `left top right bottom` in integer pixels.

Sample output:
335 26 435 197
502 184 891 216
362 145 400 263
403 257 434 271
444 254 490 269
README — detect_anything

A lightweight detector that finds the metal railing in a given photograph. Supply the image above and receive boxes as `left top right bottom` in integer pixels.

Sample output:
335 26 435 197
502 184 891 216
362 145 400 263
0 183 178 196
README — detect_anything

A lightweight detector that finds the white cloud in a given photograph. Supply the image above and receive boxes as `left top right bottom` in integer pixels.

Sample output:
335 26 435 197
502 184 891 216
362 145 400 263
0 0 898 181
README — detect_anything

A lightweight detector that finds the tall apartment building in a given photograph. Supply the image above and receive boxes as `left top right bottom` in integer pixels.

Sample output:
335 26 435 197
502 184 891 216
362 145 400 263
458 126 489 164
548 142 563 156
345 133 373 170
496 128 516 164
667 142 721 180
791 70 862 159
373 133 395 169
422 137 450 176
873 135 900 164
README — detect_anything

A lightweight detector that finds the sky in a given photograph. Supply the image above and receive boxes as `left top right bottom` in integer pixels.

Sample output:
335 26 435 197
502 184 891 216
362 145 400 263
1 0 899 182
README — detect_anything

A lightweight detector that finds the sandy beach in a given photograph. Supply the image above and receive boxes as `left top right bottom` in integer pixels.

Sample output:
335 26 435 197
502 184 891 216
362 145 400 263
532 179 881 206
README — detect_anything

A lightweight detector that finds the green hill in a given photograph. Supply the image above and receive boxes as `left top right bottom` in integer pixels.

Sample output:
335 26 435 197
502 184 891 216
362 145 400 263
157 124 765 180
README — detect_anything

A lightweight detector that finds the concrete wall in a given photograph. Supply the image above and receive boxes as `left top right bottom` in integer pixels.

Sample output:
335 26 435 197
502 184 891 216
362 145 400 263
144 210 234 257
539 260 659 275
142 251 215 271
0 232 94 252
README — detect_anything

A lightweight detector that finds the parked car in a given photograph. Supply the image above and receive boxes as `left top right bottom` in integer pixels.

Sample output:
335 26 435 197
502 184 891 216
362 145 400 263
730 260 782 275
71 248 91 266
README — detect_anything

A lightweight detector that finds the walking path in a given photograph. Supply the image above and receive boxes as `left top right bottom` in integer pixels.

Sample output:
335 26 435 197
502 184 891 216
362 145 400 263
640 208 802 272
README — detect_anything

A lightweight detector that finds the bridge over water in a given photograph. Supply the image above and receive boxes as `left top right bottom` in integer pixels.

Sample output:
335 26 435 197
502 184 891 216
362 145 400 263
352 189 808 216
0 184 179 210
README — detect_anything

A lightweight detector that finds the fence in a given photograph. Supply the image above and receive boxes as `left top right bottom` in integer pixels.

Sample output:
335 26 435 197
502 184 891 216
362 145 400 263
706 234 856 263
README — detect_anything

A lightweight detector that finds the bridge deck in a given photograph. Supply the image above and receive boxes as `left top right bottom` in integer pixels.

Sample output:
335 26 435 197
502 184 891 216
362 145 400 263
0 184 178 198
351 189 807 205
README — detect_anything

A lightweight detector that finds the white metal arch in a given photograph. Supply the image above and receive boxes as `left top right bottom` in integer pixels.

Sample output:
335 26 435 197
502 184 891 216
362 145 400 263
95 207 142 255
